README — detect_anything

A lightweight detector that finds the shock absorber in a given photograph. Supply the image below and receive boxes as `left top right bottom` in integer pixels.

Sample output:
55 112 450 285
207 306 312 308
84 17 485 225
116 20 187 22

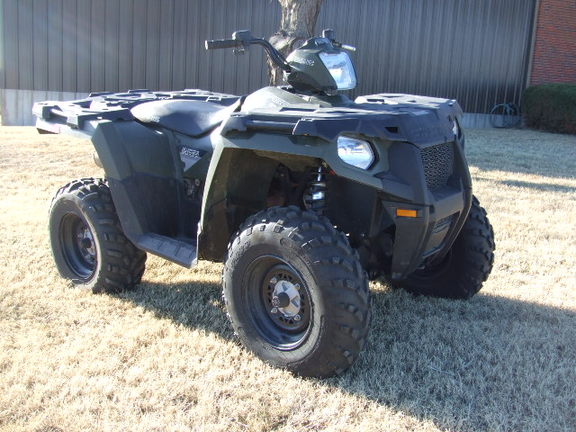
303 165 327 215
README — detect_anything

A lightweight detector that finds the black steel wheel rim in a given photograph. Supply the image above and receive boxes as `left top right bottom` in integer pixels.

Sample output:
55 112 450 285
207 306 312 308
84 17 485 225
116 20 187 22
60 213 97 280
244 256 312 350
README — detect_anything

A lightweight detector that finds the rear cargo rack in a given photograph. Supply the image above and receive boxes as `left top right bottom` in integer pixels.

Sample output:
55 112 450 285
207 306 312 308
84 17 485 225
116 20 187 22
33 89 239 135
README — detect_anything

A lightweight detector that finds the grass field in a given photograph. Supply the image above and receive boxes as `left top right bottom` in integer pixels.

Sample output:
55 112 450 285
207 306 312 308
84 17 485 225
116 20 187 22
0 126 575 432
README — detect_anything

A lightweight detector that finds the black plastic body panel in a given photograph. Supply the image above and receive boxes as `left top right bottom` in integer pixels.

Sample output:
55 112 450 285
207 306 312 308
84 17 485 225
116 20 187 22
91 121 186 241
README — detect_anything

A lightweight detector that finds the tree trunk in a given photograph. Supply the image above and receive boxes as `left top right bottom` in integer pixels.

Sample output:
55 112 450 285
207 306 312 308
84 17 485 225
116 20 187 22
269 0 325 85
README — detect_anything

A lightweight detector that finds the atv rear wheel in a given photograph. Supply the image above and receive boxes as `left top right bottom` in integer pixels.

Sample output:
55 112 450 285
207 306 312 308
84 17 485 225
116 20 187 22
49 178 147 293
395 196 495 299
223 206 370 378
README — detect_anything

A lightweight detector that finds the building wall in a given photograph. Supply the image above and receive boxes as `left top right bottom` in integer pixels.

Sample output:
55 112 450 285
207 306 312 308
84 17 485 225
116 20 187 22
530 0 576 86
1 0 537 125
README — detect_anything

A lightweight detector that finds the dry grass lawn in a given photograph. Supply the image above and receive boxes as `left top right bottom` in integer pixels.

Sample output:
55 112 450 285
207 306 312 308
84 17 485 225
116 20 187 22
0 126 575 432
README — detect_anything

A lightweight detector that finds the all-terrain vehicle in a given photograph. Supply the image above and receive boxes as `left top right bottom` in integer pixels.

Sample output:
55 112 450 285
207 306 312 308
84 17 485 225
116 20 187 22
34 30 494 377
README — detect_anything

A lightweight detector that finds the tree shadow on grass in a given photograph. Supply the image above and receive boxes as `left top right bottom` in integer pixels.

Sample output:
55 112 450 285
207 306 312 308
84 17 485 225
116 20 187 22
501 179 576 193
114 280 576 432
336 289 576 431
473 176 576 194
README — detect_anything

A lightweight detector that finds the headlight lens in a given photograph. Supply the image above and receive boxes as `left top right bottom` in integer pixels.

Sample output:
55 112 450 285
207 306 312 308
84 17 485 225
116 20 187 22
337 136 374 169
319 51 357 90
452 119 460 138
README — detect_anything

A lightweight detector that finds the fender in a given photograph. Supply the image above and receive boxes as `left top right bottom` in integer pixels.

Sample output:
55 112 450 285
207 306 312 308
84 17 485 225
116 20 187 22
196 117 428 261
198 131 326 261
197 125 394 261
91 120 201 267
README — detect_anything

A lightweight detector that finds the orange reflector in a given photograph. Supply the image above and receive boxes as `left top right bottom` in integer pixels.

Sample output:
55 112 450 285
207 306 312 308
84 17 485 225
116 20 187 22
396 209 418 218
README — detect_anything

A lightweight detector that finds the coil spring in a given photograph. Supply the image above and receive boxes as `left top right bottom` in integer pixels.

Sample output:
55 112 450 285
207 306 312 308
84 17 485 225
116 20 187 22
303 166 327 215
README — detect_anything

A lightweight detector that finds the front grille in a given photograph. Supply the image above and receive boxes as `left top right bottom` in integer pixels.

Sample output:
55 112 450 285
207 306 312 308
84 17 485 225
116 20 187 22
420 142 454 191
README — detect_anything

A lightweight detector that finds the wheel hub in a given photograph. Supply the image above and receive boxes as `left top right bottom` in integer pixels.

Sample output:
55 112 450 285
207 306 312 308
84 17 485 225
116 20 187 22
60 213 98 280
271 279 301 318
77 226 96 262
255 262 311 338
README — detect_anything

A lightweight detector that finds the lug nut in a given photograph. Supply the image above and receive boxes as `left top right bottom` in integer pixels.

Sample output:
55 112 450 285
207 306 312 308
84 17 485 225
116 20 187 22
293 314 301 321
271 307 278 314
270 277 278 285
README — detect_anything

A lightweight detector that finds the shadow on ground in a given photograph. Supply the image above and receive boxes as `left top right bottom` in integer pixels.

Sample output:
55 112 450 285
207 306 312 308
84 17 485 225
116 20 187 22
115 280 576 432
115 280 233 341
500 179 575 193
473 176 576 194
336 289 576 431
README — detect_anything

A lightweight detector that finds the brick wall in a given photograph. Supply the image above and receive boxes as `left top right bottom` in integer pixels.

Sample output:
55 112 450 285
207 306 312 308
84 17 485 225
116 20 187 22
530 0 576 85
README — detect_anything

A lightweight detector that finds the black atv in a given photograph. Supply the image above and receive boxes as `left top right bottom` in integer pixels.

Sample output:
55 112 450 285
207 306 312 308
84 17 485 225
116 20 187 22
34 30 494 378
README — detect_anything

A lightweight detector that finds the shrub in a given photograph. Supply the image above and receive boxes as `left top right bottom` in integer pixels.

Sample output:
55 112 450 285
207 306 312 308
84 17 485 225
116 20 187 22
523 84 576 134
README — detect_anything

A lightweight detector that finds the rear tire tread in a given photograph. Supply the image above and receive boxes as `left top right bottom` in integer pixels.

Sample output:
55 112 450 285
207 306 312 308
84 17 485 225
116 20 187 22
50 178 147 294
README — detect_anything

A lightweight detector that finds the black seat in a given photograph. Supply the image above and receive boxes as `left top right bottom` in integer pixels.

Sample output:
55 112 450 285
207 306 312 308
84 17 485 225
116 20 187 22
131 99 238 137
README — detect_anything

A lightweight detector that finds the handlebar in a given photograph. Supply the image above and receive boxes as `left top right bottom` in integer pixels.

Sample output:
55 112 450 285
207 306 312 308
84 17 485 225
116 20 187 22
205 30 292 73
205 39 243 50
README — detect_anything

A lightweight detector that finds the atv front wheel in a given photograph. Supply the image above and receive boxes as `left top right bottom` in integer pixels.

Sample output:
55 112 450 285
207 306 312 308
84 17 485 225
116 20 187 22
395 196 495 299
49 178 147 293
223 206 370 378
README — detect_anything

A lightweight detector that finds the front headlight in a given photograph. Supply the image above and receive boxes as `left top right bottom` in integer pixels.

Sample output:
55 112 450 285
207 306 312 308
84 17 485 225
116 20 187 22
452 118 460 138
337 136 374 169
319 51 357 90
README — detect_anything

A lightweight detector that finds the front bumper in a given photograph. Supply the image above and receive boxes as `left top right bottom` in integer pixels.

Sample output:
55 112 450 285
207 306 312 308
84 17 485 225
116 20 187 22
376 137 472 279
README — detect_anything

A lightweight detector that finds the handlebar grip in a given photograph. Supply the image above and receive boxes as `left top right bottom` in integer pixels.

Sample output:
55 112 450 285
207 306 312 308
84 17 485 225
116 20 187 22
205 39 242 50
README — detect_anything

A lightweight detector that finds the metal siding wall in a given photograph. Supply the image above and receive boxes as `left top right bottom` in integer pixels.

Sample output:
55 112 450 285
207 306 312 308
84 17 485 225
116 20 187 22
0 0 4 90
90 0 105 92
118 0 134 91
1 0 535 115
47 0 64 92
33 0 49 91
317 0 536 113
17 1 33 90
104 0 119 92
76 0 92 92
3 0 18 89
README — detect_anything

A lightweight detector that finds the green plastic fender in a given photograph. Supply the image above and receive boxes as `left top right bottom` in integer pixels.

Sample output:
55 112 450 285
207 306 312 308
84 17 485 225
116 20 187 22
197 128 389 261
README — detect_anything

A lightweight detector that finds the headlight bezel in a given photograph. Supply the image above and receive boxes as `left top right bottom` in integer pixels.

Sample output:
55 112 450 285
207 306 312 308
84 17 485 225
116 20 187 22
336 135 376 170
